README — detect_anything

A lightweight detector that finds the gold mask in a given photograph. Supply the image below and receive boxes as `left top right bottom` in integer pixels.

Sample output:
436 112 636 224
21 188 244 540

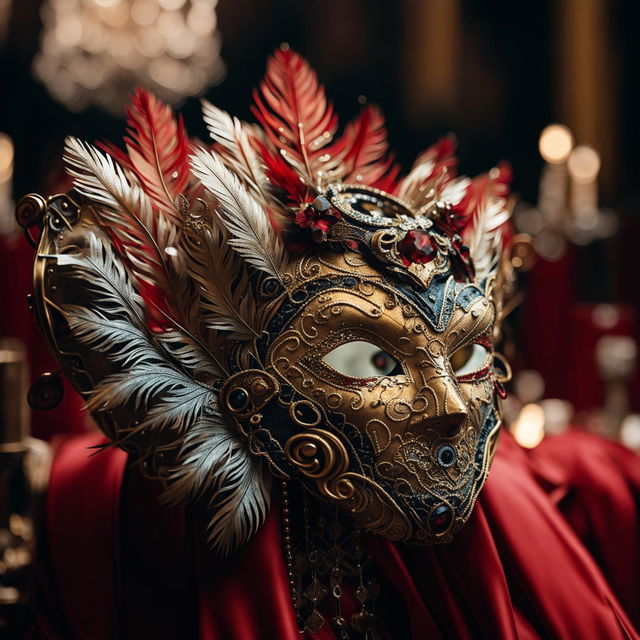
219 185 509 543
18 49 513 554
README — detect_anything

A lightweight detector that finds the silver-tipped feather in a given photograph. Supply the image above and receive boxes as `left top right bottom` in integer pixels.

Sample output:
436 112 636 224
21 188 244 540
55 233 269 555
64 137 172 289
163 418 271 556
64 137 198 330
201 100 267 198
190 148 288 284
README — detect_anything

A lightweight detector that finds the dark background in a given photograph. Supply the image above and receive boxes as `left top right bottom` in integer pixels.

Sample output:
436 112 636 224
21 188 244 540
2 0 637 207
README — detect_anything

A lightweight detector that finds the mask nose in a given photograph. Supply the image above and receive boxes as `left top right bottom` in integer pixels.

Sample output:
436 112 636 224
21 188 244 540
436 411 467 434
410 374 469 436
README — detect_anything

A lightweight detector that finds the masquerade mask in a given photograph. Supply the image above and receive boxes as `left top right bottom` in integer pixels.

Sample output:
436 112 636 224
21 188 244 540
18 47 512 555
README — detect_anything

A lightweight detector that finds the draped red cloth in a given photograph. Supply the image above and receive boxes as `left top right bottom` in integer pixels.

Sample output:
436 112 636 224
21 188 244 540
34 430 640 639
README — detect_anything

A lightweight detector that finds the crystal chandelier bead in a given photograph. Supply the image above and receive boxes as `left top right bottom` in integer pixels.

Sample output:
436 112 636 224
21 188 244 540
303 577 328 603
304 609 325 634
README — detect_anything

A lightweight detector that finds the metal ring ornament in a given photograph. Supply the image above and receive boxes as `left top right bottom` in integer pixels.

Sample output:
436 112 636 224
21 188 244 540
492 352 512 384
27 371 64 411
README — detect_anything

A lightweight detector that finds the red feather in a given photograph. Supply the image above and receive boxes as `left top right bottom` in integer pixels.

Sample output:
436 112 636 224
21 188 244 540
397 135 459 207
96 90 194 330
102 88 190 220
252 48 339 185
371 160 401 193
255 138 310 205
414 135 459 180
336 105 391 184
455 161 512 232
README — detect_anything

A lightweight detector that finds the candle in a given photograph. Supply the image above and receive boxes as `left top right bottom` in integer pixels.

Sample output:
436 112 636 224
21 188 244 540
567 145 600 223
538 124 574 225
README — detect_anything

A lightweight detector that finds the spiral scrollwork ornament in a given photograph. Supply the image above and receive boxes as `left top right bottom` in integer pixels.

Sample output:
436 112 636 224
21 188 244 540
15 193 47 230
27 371 64 411
284 428 355 501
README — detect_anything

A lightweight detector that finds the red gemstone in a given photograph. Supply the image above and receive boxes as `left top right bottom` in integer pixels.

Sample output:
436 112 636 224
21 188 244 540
398 230 437 265
429 505 453 532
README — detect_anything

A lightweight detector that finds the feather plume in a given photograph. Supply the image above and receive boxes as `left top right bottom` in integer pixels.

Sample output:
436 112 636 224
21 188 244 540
398 136 458 208
55 233 224 377
466 198 510 281
252 48 339 186
64 136 197 329
100 89 197 332
64 138 173 293
190 148 288 283
201 100 269 201
338 105 392 184
440 177 471 208
461 166 512 281
101 88 190 219
255 138 309 205
203 444 271 555
63 307 163 368
85 364 211 418
370 162 401 194
55 234 268 555
184 220 260 340
55 230 146 319
163 418 272 556
57 246 219 433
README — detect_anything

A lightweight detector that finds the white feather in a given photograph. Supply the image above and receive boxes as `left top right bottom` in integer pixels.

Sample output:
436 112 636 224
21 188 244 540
64 137 171 287
163 418 272 557
56 231 269 555
56 233 222 377
63 307 162 368
201 100 266 195
440 177 471 207
205 449 271 556
190 148 288 283
63 137 197 332
398 158 436 203
467 197 511 281
54 231 145 323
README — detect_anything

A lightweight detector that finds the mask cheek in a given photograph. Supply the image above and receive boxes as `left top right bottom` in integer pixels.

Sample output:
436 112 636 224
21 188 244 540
456 377 495 420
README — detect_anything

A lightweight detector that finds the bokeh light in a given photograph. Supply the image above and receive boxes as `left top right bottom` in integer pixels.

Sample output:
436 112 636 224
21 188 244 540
511 403 546 449
567 145 601 184
33 0 225 115
538 124 574 164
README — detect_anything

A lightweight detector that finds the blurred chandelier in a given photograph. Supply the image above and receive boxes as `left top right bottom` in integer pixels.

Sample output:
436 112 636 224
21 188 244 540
33 0 224 115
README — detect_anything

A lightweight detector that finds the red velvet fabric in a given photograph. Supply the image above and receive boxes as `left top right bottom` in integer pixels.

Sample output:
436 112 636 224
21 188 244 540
37 430 640 639
44 435 126 639
527 429 640 629
521 251 576 401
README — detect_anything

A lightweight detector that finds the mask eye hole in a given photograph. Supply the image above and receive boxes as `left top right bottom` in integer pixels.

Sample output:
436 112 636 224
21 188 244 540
450 343 489 377
323 341 401 378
